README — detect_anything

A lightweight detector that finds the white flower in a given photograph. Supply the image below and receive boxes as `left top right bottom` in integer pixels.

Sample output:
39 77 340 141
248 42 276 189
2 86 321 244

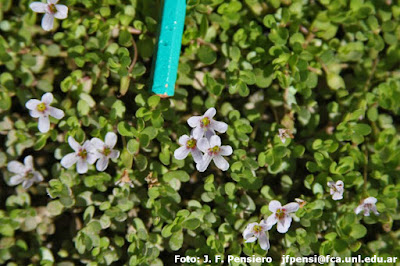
90 132 120 171
25 92 65 133
7 155 43 189
60 136 97 174
196 135 232 172
278 128 292 144
355 197 379 216
29 0 68 31
266 200 299 233
327 180 344 200
174 134 203 163
242 220 271 251
187 107 228 139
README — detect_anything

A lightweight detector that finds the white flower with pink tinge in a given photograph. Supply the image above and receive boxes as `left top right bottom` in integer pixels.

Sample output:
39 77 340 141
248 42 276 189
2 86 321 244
174 135 203 163
278 128 292 144
29 0 68 31
196 135 232 172
7 155 44 189
187 108 228 139
242 220 271 251
25 92 64 133
266 200 300 233
327 180 344 200
61 136 97 174
355 197 379 216
90 132 120 172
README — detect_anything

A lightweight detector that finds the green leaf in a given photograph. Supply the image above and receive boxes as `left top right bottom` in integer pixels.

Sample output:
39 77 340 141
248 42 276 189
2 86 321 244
183 218 201 230
198 46 217 65
350 224 367 239
163 171 190 182
327 73 345 90
169 231 183 251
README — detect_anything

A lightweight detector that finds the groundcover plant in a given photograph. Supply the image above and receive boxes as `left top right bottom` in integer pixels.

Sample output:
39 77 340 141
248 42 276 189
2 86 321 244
0 0 399 265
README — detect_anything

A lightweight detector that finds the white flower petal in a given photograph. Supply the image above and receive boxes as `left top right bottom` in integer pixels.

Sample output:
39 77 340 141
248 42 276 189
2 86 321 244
41 13 55 31
96 157 109 171
29 2 47 13
371 206 379 215
213 155 229 171
220 146 233 156
211 120 228 133
60 153 78 168
48 106 64 119
7 161 26 174
38 115 50 133
269 200 282 213
174 147 190 160
29 110 42 118
332 192 343 200
109 150 120 159
204 107 216 118
258 232 270 251
266 214 278 228
91 138 104 149
105 132 118 148
68 136 81 151
277 216 292 233
86 153 98 165
197 138 209 153
41 92 53 104
336 180 344 187
209 135 221 147
283 202 299 213
260 219 272 231
25 99 41 110
354 205 363 215
243 223 256 240
76 159 88 174
83 140 95 153
192 126 204 140
187 116 201 128
327 181 334 188
196 154 212 172
178 135 190 146
364 197 377 204
33 171 44 182
54 4 68 19
9 175 24 185
22 179 34 189
204 129 215 139
245 236 257 243
48 0 59 4
191 148 203 164
23 156 34 170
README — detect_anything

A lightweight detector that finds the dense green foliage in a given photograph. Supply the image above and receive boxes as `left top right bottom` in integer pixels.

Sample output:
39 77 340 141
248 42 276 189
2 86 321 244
1 0 400 265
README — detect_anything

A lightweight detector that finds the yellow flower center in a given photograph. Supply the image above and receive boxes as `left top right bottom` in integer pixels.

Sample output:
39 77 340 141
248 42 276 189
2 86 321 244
103 147 111 156
186 138 196 149
78 149 87 159
253 225 263 233
48 4 57 13
209 145 220 155
200 117 210 128
276 208 286 219
36 102 47 112
25 170 34 180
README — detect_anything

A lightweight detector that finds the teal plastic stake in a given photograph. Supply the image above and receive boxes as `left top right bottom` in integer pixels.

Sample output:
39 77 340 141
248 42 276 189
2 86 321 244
151 0 186 97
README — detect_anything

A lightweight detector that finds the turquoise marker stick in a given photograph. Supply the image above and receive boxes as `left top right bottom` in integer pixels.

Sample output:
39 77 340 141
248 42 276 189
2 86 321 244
151 0 186 97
